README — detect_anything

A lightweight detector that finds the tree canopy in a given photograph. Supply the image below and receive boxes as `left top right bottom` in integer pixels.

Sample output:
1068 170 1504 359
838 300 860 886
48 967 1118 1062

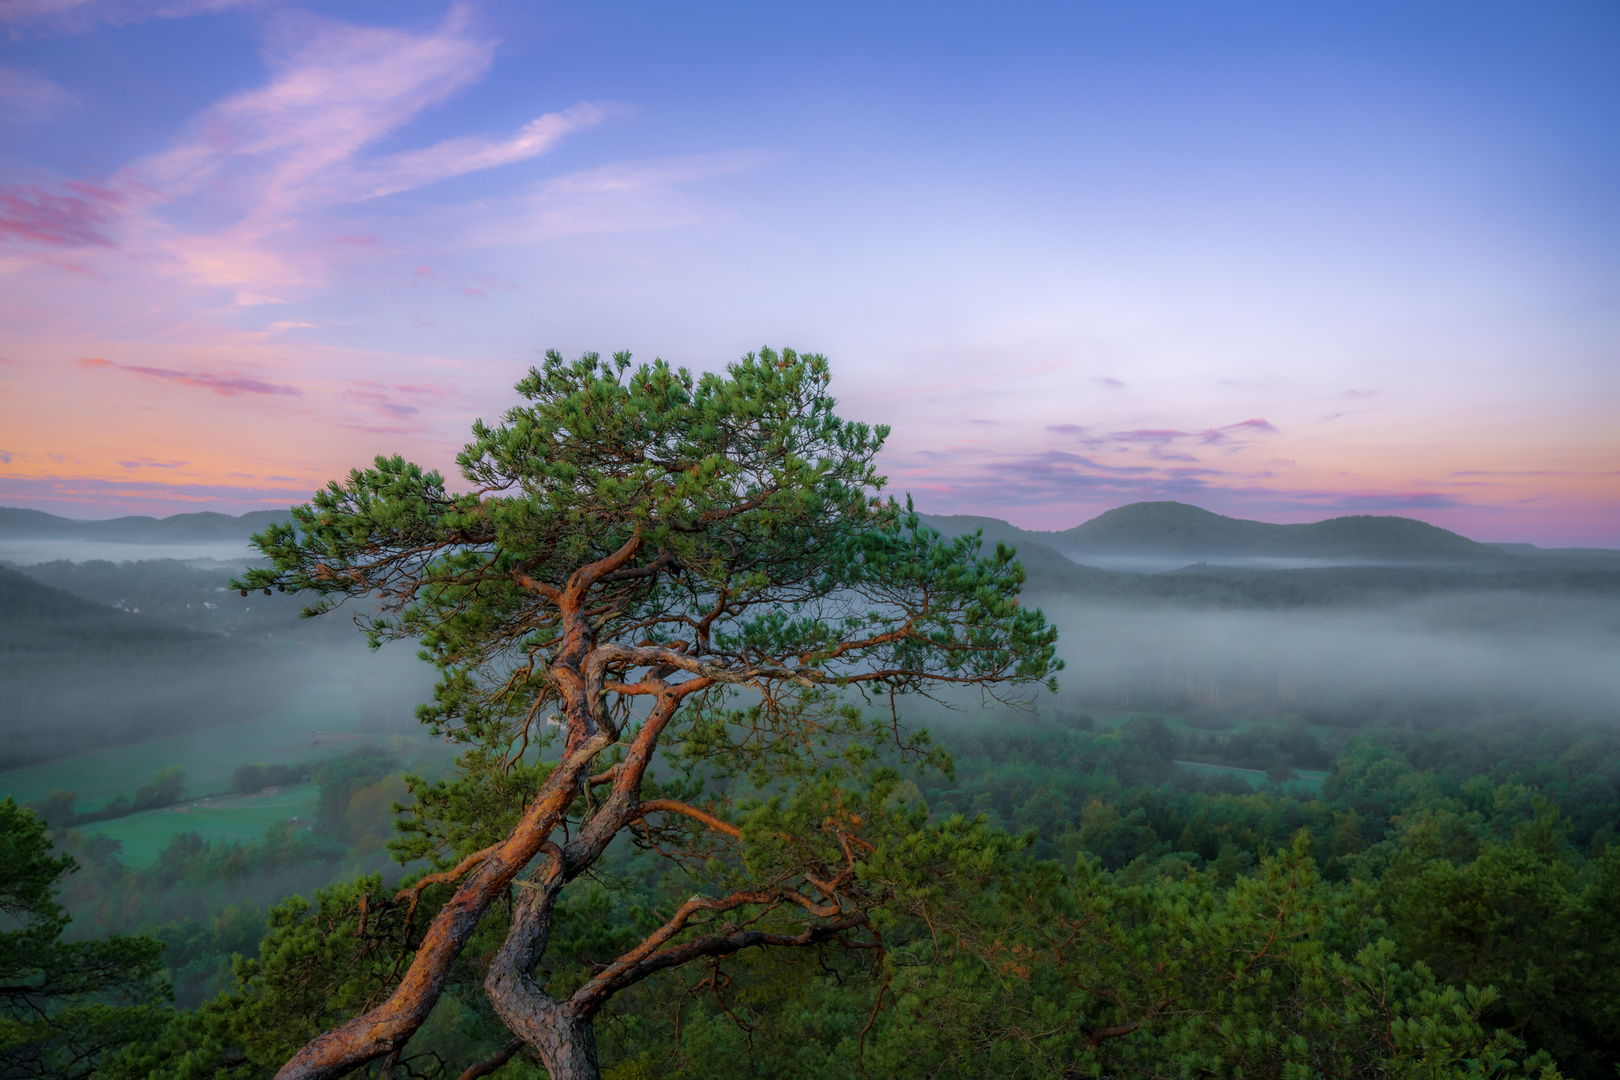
236 348 1061 1079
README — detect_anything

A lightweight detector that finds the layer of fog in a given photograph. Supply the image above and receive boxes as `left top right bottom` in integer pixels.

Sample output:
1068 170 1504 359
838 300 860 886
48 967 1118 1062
1066 553 1487 574
3 639 437 766
0 538 262 565
0 555 437 774
1042 591 1620 718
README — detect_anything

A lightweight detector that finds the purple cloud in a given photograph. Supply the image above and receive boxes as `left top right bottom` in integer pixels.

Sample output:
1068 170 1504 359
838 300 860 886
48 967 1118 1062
0 472 308 516
79 357 302 397
0 181 120 247
1110 428 1191 443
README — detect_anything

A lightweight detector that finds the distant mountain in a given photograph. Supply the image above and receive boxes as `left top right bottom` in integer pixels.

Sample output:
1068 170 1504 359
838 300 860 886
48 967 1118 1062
0 507 288 542
924 502 1509 563
1057 502 1504 561
911 513 1620 610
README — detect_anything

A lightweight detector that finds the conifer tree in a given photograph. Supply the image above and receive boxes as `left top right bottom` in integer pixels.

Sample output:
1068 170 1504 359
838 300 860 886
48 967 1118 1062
237 348 1061 1079
0 799 170 1078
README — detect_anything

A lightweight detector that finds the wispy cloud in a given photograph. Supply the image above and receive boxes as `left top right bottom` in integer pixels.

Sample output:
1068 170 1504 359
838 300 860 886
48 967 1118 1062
1111 428 1189 443
1044 416 1280 453
4 4 609 292
1452 469 1601 477
475 149 779 245
332 103 610 205
79 356 302 396
133 6 510 223
0 0 249 34
339 379 457 430
1198 418 1278 445
0 471 307 515
0 64 78 120
891 439 1471 522
0 182 120 247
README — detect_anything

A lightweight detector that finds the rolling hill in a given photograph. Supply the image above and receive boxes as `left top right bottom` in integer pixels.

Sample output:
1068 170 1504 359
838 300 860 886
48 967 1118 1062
924 501 1510 563
0 507 288 542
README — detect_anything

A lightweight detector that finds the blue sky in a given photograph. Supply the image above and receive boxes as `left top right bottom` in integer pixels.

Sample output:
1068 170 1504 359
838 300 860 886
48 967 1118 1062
2 0 1617 542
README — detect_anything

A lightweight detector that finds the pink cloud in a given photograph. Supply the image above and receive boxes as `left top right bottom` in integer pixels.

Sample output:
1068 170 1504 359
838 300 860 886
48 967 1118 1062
79 356 302 397
0 181 120 247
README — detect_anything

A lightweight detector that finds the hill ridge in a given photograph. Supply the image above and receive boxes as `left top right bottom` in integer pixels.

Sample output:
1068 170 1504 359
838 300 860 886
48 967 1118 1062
0 506 288 542
923 501 1506 562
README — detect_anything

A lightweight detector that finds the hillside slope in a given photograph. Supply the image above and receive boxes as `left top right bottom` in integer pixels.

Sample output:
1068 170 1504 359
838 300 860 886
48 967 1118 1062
0 565 293 770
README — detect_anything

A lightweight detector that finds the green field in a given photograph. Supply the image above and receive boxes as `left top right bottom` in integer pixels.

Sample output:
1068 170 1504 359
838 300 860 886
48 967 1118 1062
0 681 452 867
76 785 324 867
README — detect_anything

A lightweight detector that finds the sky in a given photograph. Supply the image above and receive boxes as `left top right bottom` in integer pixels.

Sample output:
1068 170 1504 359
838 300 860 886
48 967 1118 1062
1 0 1616 545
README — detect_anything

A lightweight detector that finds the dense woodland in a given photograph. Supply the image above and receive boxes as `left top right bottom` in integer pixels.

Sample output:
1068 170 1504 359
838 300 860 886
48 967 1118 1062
5 707 1617 1078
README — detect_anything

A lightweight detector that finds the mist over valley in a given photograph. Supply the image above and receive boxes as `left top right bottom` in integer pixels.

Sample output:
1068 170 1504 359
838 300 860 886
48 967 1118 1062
6 499 1615 777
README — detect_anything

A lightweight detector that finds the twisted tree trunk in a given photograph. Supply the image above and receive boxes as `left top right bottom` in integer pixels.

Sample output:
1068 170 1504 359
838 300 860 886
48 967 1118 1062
486 868 602 1080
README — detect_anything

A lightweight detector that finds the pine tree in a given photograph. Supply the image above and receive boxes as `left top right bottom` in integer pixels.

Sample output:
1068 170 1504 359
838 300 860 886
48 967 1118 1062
236 348 1061 1079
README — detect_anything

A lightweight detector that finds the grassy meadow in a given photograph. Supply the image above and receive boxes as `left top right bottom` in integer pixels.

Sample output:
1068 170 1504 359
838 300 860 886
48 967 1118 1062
76 787 323 867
